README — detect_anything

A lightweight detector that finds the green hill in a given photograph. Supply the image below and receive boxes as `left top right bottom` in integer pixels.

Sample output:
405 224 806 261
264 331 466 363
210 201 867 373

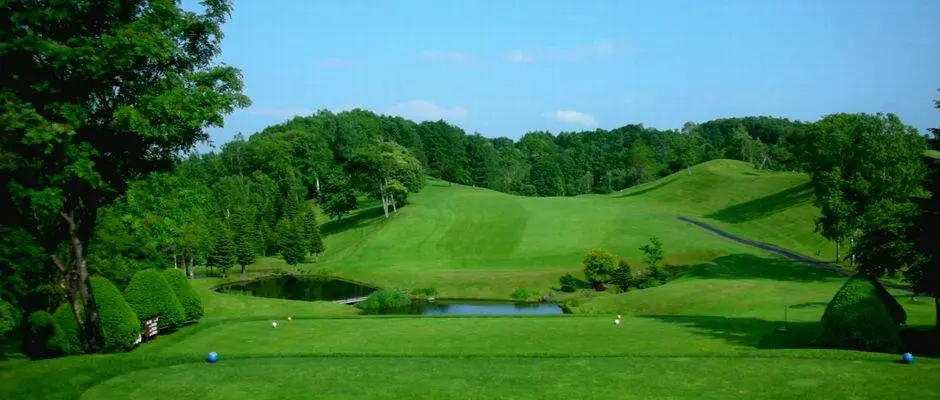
299 160 827 299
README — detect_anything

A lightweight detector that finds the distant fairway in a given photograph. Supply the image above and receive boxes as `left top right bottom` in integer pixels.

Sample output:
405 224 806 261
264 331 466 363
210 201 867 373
301 160 830 299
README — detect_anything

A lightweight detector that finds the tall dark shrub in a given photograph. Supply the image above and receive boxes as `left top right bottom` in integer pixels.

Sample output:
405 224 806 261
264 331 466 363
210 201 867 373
124 269 186 330
90 276 141 352
820 277 902 353
53 303 83 355
162 269 204 322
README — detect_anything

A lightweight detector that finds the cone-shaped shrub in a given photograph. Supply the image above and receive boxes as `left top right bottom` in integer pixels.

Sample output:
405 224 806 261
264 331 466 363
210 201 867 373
124 269 186 330
162 269 203 322
91 276 141 351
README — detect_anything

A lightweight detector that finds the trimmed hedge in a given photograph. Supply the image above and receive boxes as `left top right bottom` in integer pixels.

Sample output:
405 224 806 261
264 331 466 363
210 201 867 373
124 269 186 330
869 277 906 325
90 276 141 352
820 276 901 353
24 311 64 359
53 303 83 355
162 269 204 322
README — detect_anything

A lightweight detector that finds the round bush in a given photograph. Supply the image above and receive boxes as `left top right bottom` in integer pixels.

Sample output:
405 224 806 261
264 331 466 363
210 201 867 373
53 303 84 355
24 311 64 359
355 290 410 312
162 269 204 322
583 248 616 285
820 276 901 353
90 276 141 352
124 269 186 330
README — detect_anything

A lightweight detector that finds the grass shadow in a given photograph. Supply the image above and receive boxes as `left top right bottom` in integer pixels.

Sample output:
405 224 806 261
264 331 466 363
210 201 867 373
640 314 821 350
320 205 386 237
616 178 677 198
679 253 844 283
705 182 813 223
787 301 829 309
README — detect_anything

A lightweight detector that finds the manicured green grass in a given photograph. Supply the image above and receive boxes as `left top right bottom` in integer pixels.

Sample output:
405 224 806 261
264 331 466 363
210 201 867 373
83 356 940 400
4 316 938 400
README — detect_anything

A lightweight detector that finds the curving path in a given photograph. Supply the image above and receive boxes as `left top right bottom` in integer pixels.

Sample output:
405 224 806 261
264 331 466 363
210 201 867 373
677 216 911 291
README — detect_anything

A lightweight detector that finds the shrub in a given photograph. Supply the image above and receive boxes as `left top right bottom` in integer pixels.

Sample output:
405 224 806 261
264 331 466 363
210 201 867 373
559 273 578 292
124 269 187 330
24 311 64 359
611 260 633 292
356 290 410 311
820 276 902 353
410 288 438 297
162 269 204 322
647 264 669 285
868 277 906 325
90 276 141 352
583 248 616 286
53 303 83 355
0 299 18 338
510 287 536 300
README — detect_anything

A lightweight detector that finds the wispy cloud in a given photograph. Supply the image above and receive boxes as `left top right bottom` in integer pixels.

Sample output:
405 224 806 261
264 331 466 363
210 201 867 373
542 110 597 127
506 40 620 63
389 100 468 121
420 50 477 65
315 57 359 69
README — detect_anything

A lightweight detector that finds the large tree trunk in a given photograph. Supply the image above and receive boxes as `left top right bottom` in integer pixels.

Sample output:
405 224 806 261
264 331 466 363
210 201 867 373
61 210 101 352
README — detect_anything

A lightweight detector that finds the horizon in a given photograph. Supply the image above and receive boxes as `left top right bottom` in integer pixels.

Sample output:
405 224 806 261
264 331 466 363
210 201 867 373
184 0 939 150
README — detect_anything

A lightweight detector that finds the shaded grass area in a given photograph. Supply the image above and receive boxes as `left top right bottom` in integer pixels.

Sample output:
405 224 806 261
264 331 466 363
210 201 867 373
705 183 814 224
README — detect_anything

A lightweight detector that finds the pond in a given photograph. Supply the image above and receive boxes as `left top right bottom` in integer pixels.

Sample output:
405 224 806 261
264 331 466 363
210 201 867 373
215 276 563 315
371 299 564 316
214 275 377 302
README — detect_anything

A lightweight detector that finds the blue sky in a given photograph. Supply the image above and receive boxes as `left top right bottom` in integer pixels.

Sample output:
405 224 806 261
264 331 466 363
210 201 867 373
185 0 939 148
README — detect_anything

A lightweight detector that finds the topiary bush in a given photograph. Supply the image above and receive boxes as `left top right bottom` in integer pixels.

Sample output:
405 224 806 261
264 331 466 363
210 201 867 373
53 303 83 355
90 276 141 352
162 269 204 322
23 311 64 359
820 276 902 353
124 269 186 330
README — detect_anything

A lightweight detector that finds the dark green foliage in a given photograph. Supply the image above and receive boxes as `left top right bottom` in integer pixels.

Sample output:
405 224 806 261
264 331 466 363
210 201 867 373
277 218 306 266
410 288 438 297
208 229 236 277
123 269 186 330
355 290 410 311
583 249 616 285
820 277 901 353
510 287 537 300
23 311 64 359
640 236 665 270
559 273 578 293
320 172 358 221
230 210 256 273
89 276 140 352
53 304 83 355
161 269 204 322
300 210 325 257
0 299 18 338
611 260 634 292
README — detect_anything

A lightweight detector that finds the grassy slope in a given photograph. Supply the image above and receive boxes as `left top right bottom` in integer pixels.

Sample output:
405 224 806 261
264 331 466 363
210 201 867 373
304 160 830 298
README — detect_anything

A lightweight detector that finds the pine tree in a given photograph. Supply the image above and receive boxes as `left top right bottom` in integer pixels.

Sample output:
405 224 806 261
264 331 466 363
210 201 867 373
277 218 306 267
231 211 256 276
300 211 325 258
282 193 301 221
207 229 236 277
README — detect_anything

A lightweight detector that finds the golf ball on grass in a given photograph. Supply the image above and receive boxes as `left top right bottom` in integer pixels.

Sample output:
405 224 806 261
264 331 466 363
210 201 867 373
902 353 914 364
614 319 620 325
206 352 219 363
272 321 278 328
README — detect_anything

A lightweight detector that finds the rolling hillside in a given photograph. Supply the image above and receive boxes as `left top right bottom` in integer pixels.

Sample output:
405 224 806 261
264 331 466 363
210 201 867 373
298 159 834 300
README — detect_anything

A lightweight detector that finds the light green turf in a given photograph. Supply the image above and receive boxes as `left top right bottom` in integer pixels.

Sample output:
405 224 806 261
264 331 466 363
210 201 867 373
287 160 833 299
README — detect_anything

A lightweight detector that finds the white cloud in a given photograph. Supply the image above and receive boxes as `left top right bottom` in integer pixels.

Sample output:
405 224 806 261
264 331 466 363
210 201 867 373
421 50 475 64
388 100 468 121
506 39 620 63
247 107 313 118
542 110 597 127
316 57 358 68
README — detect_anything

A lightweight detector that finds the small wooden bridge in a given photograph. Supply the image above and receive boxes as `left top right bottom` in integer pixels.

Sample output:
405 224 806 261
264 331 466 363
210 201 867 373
332 296 368 304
